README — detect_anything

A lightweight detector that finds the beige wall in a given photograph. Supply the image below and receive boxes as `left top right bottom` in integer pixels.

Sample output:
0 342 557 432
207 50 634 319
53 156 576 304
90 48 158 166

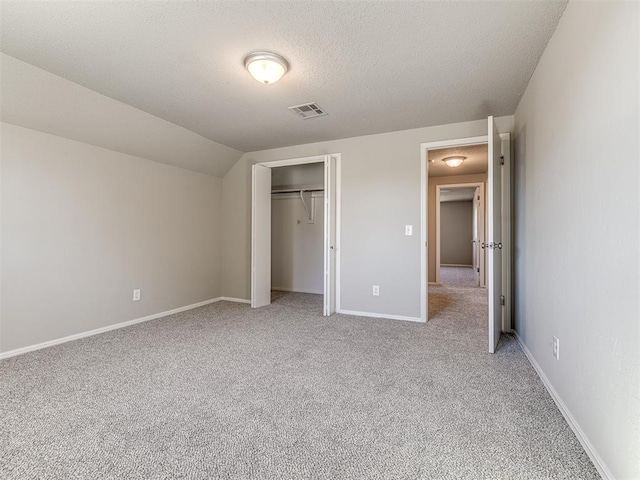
222 117 512 319
428 174 486 282
513 1 639 478
1 123 224 353
440 201 473 266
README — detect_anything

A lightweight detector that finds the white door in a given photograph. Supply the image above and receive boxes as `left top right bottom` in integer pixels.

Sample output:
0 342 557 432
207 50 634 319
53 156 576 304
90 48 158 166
487 116 503 353
323 155 337 316
251 164 272 308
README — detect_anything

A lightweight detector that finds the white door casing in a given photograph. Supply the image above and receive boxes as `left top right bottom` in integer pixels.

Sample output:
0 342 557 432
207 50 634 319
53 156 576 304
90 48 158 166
500 133 512 333
251 154 340 315
420 135 488 322
487 116 503 353
435 182 485 286
251 164 272 308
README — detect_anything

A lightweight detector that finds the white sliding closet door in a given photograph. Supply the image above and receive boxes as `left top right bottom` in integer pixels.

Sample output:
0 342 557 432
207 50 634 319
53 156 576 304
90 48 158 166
251 164 272 308
323 155 337 316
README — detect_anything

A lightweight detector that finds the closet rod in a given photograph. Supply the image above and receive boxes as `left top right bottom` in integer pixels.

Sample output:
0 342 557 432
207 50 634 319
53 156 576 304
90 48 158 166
271 187 324 194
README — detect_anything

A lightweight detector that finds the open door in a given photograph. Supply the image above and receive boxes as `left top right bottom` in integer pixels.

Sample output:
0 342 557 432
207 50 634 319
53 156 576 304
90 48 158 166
487 116 503 353
251 164 272 308
323 155 337 316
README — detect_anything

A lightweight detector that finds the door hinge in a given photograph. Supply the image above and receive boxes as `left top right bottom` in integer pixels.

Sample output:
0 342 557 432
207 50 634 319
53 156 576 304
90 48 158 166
477 267 480 273
500 295 505 306
500 155 504 166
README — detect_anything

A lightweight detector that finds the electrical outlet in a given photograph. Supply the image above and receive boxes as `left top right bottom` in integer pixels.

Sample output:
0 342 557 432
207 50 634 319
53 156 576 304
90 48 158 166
553 336 560 360
372 285 380 296
405 225 413 236
133 289 141 302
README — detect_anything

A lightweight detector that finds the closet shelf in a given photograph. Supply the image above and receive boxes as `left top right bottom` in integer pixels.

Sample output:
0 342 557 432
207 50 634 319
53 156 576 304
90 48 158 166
271 185 324 194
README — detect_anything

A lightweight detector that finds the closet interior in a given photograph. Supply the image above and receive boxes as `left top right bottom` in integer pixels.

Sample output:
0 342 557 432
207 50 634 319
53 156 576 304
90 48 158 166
270 162 325 303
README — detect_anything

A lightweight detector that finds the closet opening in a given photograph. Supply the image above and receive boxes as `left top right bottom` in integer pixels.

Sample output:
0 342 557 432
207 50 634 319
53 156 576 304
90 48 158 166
271 163 324 307
251 154 341 316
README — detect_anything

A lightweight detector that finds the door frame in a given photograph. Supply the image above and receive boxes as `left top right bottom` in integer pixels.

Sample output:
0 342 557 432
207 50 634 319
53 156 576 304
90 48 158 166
420 133 511 328
435 182 486 286
420 135 487 323
501 133 512 333
251 153 342 313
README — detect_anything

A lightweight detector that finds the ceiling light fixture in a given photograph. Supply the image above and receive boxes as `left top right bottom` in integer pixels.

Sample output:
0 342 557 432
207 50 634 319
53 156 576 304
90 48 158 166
244 51 289 84
442 156 466 168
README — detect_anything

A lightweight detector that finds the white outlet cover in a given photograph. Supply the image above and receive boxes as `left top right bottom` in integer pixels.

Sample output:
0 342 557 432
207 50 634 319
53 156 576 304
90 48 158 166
372 285 380 296
553 336 560 359
133 289 141 301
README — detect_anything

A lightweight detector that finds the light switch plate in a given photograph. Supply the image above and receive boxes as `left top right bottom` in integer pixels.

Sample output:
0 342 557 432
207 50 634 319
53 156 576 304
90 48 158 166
405 225 413 236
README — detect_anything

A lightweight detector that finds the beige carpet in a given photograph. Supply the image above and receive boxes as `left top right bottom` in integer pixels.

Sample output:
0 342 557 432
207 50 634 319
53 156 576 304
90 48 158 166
440 266 479 288
0 290 598 479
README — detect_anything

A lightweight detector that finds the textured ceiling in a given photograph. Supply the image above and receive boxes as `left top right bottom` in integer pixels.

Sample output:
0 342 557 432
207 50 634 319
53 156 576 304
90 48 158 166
0 1 567 153
428 144 487 178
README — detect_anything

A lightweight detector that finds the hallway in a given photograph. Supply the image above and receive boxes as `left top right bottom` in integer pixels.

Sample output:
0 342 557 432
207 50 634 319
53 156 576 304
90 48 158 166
429 266 486 337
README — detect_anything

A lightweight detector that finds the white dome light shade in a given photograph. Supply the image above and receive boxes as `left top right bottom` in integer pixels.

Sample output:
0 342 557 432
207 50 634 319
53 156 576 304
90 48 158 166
244 52 289 84
442 156 466 168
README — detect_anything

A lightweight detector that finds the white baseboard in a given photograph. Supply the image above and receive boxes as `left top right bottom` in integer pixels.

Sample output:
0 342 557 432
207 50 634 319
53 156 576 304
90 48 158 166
219 297 251 304
337 309 424 323
0 297 230 360
440 264 473 267
513 331 613 480
272 287 323 295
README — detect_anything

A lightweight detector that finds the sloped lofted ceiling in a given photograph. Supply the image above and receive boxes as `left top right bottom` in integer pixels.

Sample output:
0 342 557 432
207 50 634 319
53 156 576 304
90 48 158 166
1 1 566 155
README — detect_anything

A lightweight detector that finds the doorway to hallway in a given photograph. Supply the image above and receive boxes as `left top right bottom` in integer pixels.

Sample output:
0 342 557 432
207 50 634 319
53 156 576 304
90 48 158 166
420 116 512 353
428 268 488 335
439 266 478 288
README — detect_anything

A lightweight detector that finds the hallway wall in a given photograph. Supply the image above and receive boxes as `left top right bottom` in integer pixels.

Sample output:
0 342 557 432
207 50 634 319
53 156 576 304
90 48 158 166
440 200 473 266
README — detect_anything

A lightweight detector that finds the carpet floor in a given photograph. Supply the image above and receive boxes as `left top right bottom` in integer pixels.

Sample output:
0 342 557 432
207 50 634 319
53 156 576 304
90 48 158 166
440 266 478 288
1 290 598 479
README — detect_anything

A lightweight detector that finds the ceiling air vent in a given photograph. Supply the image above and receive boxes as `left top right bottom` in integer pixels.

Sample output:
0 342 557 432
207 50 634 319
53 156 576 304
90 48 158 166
288 102 327 120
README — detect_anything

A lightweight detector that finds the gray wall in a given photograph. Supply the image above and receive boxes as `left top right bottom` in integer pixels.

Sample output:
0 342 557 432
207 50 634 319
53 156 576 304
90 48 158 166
1 123 224 353
271 195 324 294
222 116 513 319
513 2 639 478
440 201 472 266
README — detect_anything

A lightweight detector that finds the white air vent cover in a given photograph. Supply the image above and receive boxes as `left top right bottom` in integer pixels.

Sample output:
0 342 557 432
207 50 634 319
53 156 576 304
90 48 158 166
288 102 327 119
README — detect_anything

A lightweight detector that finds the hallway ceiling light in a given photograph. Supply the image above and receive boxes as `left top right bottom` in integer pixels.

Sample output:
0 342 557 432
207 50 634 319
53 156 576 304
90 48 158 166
244 51 289 84
442 156 466 168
